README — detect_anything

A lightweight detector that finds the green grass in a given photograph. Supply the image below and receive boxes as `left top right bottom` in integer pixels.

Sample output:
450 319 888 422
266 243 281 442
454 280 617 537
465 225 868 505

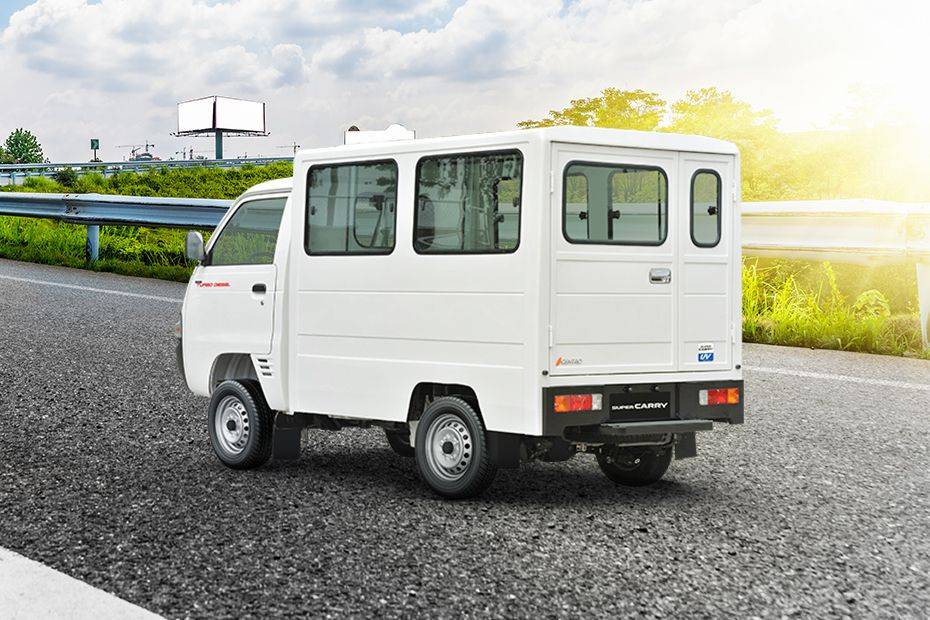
1 163 927 357
742 259 928 358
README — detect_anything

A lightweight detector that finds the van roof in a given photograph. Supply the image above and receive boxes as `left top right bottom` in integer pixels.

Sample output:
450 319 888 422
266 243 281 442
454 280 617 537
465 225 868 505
243 127 738 198
297 126 738 160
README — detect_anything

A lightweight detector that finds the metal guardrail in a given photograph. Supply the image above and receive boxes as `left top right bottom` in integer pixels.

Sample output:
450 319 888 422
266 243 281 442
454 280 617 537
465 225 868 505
742 200 930 262
0 192 927 346
0 157 292 186
0 192 232 264
742 200 930 346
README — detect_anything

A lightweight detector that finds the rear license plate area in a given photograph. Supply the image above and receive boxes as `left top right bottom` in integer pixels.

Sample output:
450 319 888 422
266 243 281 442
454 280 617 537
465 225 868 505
608 391 673 422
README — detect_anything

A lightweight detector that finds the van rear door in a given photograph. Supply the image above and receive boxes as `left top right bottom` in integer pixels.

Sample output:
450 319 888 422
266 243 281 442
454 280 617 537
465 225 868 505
549 142 679 376
677 153 735 371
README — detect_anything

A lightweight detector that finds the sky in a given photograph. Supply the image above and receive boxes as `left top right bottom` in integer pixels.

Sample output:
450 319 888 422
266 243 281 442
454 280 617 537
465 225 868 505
0 0 928 162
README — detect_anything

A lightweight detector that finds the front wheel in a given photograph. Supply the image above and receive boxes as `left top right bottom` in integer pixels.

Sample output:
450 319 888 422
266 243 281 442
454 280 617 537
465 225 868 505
415 397 497 499
596 445 672 486
208 380 274 469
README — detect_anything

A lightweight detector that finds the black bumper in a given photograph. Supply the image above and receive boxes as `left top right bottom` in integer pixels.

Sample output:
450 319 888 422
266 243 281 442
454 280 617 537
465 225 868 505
542 379 743 437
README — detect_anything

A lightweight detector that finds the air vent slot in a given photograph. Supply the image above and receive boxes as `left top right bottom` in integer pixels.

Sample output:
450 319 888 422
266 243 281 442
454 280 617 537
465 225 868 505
256 357 273 378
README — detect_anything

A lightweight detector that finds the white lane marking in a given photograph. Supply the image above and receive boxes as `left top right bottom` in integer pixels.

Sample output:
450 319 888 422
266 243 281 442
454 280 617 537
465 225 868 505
745 365 930 392
0 273 182 304
0 546 163 619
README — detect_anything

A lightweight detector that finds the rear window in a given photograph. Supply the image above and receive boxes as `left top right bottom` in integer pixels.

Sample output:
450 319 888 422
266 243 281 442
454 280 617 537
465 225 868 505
563 162 667 246
691 169 721 247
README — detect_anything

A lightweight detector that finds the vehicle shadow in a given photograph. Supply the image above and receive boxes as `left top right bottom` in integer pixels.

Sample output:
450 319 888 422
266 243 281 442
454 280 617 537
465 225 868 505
261 438 724 508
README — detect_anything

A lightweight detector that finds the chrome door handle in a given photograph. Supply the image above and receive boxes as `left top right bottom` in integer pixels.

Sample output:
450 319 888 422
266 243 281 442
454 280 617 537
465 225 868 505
649 268 671 284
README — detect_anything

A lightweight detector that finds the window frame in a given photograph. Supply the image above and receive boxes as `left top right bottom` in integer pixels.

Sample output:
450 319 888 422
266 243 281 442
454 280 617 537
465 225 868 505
412 148 524 256
689 168 722 249
565 172 590 239
204 194 288 267
561 160 669 247
304 158 399 257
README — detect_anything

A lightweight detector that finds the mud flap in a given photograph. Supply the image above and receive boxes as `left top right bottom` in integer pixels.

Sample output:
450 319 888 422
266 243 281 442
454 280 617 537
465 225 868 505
273 413 303 461
674 432 697 460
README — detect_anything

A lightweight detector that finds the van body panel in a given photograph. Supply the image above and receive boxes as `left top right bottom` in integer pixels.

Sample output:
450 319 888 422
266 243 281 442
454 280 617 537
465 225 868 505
285 136 544 435
181 127 742 439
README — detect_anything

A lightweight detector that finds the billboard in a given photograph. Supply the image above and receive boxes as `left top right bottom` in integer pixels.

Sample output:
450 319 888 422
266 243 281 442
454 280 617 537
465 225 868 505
177 96 266 134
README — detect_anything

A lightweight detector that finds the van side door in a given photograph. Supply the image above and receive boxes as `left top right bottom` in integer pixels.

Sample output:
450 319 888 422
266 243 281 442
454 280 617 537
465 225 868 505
184 196 287 371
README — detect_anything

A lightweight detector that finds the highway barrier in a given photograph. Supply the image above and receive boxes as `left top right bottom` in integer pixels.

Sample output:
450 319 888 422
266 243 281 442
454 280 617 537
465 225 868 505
0 192 928 346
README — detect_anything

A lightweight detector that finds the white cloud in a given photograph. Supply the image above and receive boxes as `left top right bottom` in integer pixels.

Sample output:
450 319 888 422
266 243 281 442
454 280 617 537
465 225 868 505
0 0 927 161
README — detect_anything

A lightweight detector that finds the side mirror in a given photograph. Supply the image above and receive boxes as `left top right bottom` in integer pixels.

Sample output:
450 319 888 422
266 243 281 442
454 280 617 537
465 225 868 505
185 231 205 262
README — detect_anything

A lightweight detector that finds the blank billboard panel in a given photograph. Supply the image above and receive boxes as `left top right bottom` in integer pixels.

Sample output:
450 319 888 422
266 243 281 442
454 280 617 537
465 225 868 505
176 96 266 134
177 97 216 134
215 97 265 133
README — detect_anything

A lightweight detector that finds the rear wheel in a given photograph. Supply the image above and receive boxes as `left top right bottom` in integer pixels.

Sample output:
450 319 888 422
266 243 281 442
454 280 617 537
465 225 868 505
384 426 415 458
208 380 274 469
415 397 497 499
596 445 672 486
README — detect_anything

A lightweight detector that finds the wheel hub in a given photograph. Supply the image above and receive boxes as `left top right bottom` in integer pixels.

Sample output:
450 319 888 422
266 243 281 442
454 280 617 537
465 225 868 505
425 413 473 482
215 395 250 456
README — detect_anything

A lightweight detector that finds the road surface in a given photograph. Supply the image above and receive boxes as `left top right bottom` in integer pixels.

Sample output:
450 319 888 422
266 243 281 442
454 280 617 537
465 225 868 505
0 258 927 618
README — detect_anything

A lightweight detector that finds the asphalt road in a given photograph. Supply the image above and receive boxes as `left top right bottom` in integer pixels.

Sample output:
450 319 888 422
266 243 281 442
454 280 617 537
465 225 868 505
0 258 928 619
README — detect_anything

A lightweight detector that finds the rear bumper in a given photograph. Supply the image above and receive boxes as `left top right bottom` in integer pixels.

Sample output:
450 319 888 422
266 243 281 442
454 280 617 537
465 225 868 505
542 379 743 437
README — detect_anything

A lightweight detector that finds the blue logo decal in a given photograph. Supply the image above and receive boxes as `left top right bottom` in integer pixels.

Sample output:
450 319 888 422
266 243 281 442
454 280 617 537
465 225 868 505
698 352 715 362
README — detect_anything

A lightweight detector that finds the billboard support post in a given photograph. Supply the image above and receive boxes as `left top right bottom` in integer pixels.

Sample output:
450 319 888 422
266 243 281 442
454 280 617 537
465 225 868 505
215 130 223 160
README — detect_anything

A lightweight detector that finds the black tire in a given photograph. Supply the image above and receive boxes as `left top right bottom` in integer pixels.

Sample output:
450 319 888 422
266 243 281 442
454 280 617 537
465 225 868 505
208 379 274 469
384 426 415 458
415 397 497 499
596 445 672 486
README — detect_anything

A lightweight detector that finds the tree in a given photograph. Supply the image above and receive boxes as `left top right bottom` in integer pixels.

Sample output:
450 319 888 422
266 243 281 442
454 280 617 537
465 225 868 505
0 146 13 164
518 88 666 131
666 88 783 200
5 128 44 164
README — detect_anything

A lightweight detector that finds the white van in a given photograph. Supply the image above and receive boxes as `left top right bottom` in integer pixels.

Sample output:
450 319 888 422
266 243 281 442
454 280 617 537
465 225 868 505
178 127 744 498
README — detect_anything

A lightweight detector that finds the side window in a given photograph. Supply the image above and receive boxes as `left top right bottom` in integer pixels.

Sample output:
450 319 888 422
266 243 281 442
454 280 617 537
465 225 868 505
563 162 667 246
306 160 397 255
209 197 286 266
414 150 523 254
564 173 589 240
691 170 721 248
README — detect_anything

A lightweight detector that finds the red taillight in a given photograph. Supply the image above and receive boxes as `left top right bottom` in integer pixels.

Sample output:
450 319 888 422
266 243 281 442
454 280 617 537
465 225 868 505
699 387 740 406
554 393 603 413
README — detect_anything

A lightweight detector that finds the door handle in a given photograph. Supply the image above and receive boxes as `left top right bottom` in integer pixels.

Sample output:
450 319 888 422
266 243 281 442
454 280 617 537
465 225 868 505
649 268 671 284
252 283 267 294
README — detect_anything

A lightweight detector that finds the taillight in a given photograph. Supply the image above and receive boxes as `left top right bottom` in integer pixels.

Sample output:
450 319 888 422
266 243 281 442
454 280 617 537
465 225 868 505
699 387 740 406
554 393 603 413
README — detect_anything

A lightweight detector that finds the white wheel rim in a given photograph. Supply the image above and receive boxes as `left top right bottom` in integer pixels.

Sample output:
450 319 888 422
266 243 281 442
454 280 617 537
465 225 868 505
424 413 473 482
214 395 250 456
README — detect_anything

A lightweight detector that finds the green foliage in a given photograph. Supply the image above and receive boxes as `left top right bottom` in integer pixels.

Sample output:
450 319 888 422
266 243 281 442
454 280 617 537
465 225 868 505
742 260 927 358
519 88 666 131
520 86 930 202
0 162 292 282
0 146 14 164
5 128 44 164
52 167 79 187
